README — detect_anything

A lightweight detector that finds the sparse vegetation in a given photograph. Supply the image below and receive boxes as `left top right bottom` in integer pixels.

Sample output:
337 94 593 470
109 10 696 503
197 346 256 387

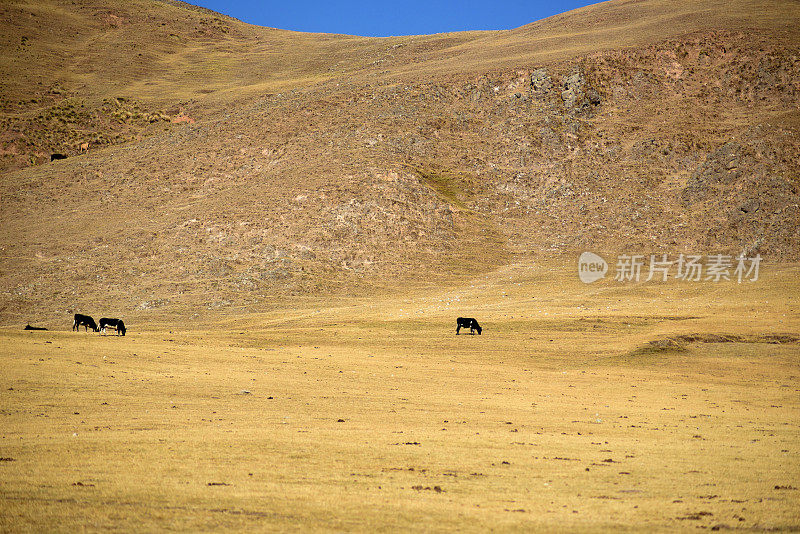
0 0 798 530
1 261 798 531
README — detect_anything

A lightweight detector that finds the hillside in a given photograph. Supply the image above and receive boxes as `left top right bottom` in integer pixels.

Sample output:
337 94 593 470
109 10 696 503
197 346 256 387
1 0 799 325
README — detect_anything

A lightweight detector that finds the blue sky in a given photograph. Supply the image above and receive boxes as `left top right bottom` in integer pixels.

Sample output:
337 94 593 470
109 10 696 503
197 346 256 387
186 0 601 37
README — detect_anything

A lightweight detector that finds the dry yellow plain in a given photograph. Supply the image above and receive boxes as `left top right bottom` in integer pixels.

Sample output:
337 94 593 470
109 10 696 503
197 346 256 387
1 258 799 532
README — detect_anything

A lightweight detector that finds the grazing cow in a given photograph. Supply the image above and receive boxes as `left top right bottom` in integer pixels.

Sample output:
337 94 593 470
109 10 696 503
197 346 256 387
24 324 48 331
99 318 126 336
456 317 482 335
79 142 89 153
51 153 67 161
73 313 99 332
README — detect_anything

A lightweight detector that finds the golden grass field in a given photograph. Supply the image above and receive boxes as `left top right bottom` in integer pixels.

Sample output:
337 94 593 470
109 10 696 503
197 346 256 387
1 258 798 531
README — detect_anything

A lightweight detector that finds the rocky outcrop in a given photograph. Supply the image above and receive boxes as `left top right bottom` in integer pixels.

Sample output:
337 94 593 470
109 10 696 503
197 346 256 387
530 68 553 94
561 66 601 112
682 141 743 201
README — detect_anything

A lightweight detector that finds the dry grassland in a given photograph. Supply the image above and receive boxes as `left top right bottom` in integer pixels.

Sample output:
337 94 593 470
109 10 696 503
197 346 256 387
1 259 798 531
2 0 799 530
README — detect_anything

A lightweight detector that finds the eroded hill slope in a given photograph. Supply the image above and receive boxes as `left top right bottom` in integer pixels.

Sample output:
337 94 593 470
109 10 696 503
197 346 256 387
0 0 798 324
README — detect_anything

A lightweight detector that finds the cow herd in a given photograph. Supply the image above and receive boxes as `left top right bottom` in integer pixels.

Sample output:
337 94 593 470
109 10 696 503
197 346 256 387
61 315 482 337
72 313 126 336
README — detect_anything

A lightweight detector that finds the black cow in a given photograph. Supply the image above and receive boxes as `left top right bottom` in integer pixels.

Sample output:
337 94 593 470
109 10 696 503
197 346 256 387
73 313 99 332
24 324 48 331
99 318 126 336
456 317 482 335
50 153 67 161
